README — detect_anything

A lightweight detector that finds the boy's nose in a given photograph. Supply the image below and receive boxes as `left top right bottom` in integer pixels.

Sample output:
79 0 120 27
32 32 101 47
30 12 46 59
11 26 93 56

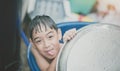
44 40 50 48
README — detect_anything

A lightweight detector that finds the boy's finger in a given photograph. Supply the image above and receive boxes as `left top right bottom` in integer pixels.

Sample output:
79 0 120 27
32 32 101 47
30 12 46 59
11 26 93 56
63 35 71 42
63 36 69 42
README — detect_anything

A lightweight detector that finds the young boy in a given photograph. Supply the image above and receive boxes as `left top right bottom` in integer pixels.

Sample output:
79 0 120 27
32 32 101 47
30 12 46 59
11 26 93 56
28 15 76 71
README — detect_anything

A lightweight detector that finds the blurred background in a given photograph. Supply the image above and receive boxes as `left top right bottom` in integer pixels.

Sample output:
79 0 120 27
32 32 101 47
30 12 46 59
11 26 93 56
21 0 120 71
1 0 120 71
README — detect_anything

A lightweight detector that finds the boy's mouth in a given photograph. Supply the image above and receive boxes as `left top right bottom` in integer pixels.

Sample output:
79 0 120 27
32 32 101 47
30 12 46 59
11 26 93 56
46 48 55 56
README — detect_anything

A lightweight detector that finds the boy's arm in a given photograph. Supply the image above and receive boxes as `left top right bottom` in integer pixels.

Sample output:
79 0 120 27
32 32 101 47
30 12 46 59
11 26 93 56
31 47 50 71
47 57 57 71
31 47 57 71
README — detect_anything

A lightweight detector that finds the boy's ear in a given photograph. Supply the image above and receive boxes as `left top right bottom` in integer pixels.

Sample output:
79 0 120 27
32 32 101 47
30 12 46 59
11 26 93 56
58 28 62 40
29 38 36 48
29 38 32 44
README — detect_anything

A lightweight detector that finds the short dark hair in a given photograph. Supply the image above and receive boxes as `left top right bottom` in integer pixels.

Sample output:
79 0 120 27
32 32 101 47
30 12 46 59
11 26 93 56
28 15 58 39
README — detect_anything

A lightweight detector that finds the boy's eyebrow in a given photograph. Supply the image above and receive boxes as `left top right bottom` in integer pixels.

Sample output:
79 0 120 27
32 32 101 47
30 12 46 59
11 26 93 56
47 31 54 35
33 31 54 41
33 37 40 41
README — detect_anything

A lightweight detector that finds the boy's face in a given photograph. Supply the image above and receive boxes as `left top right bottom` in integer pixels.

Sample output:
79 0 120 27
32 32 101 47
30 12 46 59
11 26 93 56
31 25 61 60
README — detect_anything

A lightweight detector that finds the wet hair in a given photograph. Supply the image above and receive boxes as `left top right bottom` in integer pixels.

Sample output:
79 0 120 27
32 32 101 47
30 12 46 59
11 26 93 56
28 15 58 39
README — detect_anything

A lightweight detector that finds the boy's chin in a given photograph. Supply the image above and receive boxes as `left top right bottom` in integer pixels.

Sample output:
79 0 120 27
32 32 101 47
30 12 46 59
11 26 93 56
46 56 56 62
48 55 56 60
45 53 57 60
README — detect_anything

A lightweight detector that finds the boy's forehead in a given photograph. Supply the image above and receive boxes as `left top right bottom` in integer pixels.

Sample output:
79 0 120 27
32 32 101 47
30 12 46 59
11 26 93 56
32 26 57 39
33 25 55 34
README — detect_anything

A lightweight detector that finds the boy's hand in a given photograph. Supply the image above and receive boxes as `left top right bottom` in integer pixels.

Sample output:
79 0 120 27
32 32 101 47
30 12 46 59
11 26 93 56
31 45 39 56
63 28 76 42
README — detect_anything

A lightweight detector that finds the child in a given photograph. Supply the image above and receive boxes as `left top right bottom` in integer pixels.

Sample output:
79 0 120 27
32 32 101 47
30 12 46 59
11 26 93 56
28 15 76 71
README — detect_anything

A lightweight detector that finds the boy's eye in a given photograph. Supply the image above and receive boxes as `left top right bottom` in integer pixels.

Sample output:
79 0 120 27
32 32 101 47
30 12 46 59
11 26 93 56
48 36 53 39
35 40 41 43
